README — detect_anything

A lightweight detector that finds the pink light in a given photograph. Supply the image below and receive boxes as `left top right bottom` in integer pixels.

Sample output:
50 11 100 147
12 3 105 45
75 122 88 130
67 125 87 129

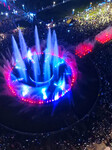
6 52 77 105
3 2 6 7
75 41 94 58
8 5 10 11
95 26 112 44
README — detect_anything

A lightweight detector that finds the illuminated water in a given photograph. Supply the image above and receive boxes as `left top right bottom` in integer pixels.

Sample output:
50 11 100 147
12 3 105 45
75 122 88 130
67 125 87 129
6 26 76 104
12 26 59 84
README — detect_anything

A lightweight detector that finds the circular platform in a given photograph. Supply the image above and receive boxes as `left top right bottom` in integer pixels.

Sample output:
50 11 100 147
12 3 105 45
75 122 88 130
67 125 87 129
0 57 100 134
7 53 76 104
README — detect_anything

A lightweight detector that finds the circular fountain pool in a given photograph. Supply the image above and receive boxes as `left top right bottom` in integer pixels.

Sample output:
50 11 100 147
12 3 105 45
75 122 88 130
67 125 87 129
7 52 77 104
0 27 100 133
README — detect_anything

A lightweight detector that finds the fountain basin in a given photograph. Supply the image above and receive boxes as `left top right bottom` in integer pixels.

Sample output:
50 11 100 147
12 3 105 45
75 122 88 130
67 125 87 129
6 52 77 104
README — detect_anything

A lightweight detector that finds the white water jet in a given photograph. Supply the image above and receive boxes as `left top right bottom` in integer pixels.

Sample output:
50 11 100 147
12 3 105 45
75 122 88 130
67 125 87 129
35 26 41 56
33 52 41 84
12 36 27 82
19 29 27 57
53 30 59 77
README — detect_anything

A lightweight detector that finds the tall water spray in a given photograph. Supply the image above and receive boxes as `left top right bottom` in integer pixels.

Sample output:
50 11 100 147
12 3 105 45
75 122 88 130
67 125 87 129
53 30 59 77
19 29 27 57
2 26 76 104
35 26 41 56
12 36 27 82
33 52 41 84
12 26 60 83
44 28 52 81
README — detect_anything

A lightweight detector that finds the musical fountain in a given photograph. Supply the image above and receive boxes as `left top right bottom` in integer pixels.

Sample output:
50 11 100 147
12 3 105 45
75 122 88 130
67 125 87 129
0 26 77 105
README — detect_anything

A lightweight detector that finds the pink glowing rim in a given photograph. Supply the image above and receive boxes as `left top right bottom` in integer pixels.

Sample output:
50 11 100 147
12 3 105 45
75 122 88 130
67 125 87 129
6 52 77 105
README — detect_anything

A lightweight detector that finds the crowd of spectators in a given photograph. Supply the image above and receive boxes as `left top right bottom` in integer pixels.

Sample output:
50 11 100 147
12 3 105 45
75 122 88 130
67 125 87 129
64 2 112 32
0 19 16 34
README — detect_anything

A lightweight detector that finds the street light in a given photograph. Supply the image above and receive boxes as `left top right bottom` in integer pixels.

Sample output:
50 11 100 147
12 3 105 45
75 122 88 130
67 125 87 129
22 4 25 10
53 1 56 6
5 12 8 16
72 9 75 15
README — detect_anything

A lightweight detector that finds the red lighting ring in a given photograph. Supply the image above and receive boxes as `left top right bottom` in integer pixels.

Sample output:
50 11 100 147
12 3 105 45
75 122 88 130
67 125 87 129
6 52 77 105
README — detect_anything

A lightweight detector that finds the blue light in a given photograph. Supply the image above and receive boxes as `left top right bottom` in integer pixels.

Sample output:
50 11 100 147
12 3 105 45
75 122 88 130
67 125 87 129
15 65 27 71
12 78 24 83
60 79 65 90
27 50 32 60
54 76 65 90
42 88 47 100
15 66 21 69
27 50 35 63
54 92 59 100
22 85 29 97
0 0 6 3
98 2 106 6
66 73 71 75
69 23 73 26
54 83 57 86
55 60 64 67
29 13 36 17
